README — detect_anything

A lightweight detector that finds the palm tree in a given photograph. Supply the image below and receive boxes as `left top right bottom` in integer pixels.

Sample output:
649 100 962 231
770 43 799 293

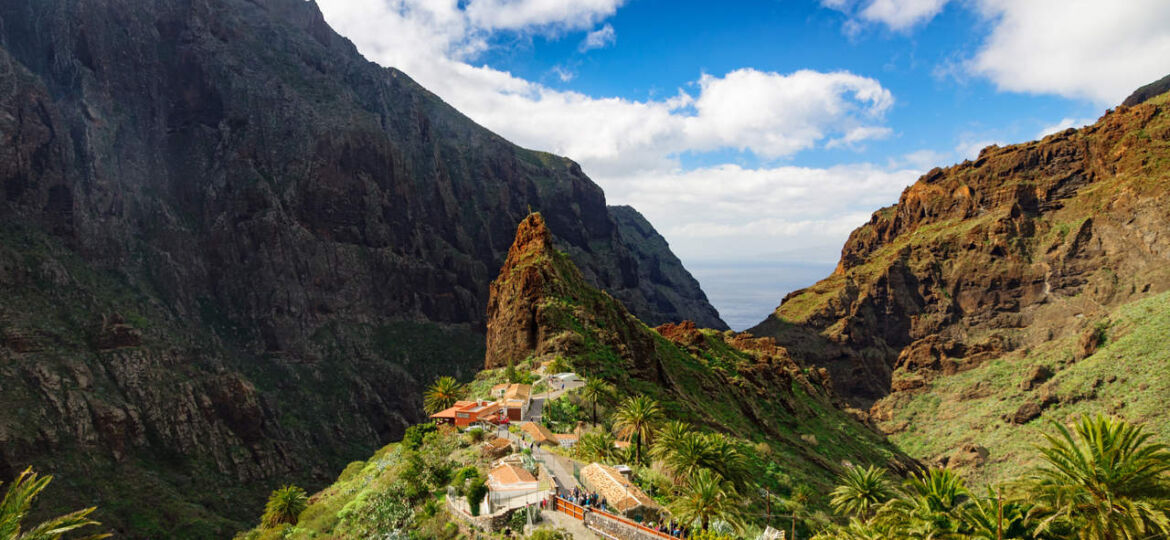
0 467 109 540
660 431 712 483
613 395 664 464
262 485 309 528
651 421 694 462
811 518 888 540
704 433 749 487
829 465 893 520
1024 415 1170 539
423 376 465 414
579 378 614 426
576 429 618 464
962 487 1041 540
670 469 741 532
877 468 972 539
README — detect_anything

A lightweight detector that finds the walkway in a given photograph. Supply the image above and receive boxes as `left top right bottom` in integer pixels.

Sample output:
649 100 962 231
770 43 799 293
541 509 601 538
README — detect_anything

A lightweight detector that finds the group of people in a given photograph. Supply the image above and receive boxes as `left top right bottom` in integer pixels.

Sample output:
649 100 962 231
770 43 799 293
644 519 690 538
563 486 607 512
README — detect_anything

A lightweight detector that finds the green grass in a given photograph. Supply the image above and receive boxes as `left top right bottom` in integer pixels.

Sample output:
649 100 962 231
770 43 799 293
882 290 1170 488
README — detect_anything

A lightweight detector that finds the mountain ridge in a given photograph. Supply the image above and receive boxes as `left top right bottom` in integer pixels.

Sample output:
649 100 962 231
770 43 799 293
0 0 722 536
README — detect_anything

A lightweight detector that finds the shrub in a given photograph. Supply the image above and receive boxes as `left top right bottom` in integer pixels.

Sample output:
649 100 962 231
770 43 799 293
468 427 486 443
466 477 488 516
402 423 436 451
261 485 308 527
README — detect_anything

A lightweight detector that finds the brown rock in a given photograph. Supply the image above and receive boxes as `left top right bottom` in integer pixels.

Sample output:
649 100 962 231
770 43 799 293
1020 365 1054 391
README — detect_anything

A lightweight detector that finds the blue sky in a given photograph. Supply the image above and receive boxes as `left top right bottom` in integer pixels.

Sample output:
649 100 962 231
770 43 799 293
316 0 1170 329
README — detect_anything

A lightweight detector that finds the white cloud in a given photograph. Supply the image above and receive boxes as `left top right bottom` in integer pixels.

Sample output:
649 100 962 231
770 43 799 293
971 0 1170 104
821 0 948 32
955 138 1001 161
609 164 922 263
579 23 616 51
315 0 910 323
1036 117 1096 139
823 0 1170 105
551 65 576 82
464 0 624 32
859 0 948 31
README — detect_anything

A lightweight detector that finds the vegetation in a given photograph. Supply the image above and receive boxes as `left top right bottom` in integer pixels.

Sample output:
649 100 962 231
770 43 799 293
423 376 466 414
0 467 110 540
613 395 665 465
579 378 615 426
669 469 742 532
815 415 1170 539
261 486 308 528
1024 415 1170 538
828 465 892 520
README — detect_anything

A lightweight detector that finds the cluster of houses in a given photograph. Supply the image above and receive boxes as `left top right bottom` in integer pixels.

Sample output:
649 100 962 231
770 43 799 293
433 371 663 529
429 383 532 428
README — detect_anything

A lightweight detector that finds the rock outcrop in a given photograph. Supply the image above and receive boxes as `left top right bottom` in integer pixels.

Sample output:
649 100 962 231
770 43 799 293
484 214 915 485
752 78 1170 407
0 0 722 536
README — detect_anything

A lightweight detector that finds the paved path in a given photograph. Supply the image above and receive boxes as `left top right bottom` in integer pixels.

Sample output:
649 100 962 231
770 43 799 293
540 509 600 538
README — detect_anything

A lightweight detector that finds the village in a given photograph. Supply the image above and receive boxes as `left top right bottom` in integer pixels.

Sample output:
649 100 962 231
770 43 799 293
426 364 761 540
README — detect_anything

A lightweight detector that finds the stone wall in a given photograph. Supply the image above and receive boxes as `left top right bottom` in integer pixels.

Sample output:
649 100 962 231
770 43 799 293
584 511 668 540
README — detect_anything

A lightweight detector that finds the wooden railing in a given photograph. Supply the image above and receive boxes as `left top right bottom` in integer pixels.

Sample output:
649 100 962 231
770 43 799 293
551 496 678 539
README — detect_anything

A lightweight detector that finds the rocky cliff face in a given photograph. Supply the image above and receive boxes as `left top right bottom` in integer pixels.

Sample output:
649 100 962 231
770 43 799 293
485 213 913 485
0 0 721 536
751 84 1170 408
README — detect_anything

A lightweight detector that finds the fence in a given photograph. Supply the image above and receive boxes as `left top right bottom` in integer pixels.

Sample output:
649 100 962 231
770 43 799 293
551 496 679 540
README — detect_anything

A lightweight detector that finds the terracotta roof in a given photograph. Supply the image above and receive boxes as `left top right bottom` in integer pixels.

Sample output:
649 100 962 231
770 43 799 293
491 383 509 394
504 384 531 401
488 464 537 487
580 463 660 514
520 422 557 444
485 437 512 450
429 400 476 419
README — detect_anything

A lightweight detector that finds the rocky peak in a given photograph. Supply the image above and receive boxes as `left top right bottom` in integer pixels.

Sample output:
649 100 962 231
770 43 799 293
752 81 1170 406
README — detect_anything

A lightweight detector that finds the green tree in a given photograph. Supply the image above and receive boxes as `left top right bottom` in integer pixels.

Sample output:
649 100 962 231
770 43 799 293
262 485 309 528
829 465 893 520
423 376 466 414
1024 415 1170 539
877 468 971 539
613 395 664 465
670 469 741 532
579 378 614 426
466 478 488 517
576 429 618 464
0 467 109 540
651 421 694 462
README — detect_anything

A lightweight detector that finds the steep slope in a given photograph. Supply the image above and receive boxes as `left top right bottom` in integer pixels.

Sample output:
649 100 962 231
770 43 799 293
0 0 722 536
486 214 912 489
750 83 1170 486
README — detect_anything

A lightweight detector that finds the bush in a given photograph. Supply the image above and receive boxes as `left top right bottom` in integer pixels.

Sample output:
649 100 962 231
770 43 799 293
338 460 366 483
468 427 486 443
451 466 479 495
466 478 488 516
529 528 570 540
402 423 436 451
261 485 309 528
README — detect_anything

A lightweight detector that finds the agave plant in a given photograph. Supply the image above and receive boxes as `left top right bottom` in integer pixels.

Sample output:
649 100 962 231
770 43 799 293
262 485 309 528
0 467 109 540
1024 415 1170 539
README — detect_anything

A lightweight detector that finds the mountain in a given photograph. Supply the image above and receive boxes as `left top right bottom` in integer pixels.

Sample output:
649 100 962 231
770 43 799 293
751 81 1170 485
0 0 723 536
485 213 912 481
